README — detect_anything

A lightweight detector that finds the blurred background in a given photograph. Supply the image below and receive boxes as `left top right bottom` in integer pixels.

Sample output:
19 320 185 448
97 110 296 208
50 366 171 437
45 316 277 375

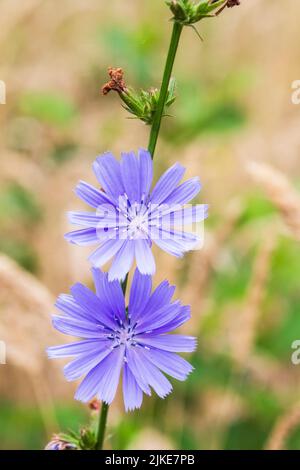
0 0 300 450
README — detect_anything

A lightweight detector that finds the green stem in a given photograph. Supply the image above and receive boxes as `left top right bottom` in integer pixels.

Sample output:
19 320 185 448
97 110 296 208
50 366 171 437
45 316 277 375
95 402 109 450
121 273 129 295
148 21 183 158
94 274 128 450
95 20 183 452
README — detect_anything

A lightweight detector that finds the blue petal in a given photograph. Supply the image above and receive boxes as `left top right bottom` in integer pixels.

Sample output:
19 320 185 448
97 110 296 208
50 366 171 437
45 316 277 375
133 347 173 398
151 227 199 257
70 283 116 330
144 348 194 381
126 348 152 395
149 305 191 334
47 340 101 359
64 345 112 381
88 239 125 267
92 268 126 322
135 301 182 334
68 210 126 229
75 181 115 208
137 334 197 353
163 177 201 206
153 204 208 226
123 363 143 412
55 294 96 323
93 152 125 201
151 163 185 205
75 347 124 404
121 151 140 203
108 239 135 281
128 269 152 322
142 280 175 316
135 239 155 275
52 315 106 339
64 228 98 246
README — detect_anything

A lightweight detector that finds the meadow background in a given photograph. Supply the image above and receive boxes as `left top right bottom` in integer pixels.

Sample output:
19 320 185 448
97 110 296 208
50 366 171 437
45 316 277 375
1 0 300 450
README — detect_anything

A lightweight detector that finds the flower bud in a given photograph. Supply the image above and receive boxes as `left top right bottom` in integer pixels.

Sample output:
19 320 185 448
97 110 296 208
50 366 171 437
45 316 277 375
45 435 78 451
168 0 189 21
102 68 176 125
166 0 240 25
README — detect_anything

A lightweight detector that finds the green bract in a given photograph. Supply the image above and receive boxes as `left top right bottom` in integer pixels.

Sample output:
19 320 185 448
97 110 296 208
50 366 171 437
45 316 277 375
120 78 176 125
166 0 227 25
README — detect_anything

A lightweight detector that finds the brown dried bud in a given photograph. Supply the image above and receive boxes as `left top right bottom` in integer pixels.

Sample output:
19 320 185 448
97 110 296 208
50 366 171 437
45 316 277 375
227 0 240 7
102 67 127 95
89 399 100 411
215 0 241 16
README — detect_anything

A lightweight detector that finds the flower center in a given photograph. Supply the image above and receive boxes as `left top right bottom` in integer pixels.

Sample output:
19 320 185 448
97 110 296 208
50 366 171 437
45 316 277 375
112 324 136 348
128 214 148 238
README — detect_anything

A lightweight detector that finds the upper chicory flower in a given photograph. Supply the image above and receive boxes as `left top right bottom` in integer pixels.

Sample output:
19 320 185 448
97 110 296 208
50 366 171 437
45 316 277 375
65 149 207 281
47 268 196 411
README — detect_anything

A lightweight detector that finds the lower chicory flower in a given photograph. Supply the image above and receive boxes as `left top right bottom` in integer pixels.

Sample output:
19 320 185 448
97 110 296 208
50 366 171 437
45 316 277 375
47 269 196 411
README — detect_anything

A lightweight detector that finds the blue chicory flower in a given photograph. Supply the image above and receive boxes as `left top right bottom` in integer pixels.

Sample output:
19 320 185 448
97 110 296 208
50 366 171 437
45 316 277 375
65 149 207 281
47 268 196 411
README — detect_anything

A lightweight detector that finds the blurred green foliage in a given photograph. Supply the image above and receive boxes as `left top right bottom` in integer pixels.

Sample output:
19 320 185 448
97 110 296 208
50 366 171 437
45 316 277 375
19 91 77 127
0 183 41 226
0 401 87 450
99 23 162 84
0 184 41 272
0 238 38 272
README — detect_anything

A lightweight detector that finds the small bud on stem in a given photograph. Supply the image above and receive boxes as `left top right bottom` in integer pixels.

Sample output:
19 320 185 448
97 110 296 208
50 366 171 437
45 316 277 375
44 435 78 451
166 0 241 25
102 67 176 125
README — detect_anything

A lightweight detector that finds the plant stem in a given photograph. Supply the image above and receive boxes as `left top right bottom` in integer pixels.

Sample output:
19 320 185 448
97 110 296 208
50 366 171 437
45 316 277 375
148 21 183 158
95 401 109 450
121 273 129 295
95 20 183 452
94 274 128 450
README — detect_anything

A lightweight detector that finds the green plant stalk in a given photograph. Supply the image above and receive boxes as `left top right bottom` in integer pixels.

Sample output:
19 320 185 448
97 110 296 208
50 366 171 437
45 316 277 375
148 21 183 158
95 20 184 450
95 402 109 450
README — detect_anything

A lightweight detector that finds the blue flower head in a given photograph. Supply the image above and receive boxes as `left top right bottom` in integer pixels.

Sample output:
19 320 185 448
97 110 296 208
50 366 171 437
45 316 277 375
65 149 207 281
47 269 196 411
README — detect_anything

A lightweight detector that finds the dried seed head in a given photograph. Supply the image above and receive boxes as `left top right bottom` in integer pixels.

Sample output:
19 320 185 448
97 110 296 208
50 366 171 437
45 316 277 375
102 67 127 95
227 0 240 7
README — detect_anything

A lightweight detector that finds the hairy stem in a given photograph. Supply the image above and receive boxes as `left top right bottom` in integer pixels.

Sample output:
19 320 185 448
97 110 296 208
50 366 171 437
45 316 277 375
148 21 183 158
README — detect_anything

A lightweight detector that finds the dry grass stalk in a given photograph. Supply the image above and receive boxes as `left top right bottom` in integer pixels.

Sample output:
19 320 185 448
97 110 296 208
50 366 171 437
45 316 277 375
0 254 78 434
266 402 300 450
247 161 300 241
230 237 275 364
183 200 242 319
0 254 73 398
0 0 43 45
